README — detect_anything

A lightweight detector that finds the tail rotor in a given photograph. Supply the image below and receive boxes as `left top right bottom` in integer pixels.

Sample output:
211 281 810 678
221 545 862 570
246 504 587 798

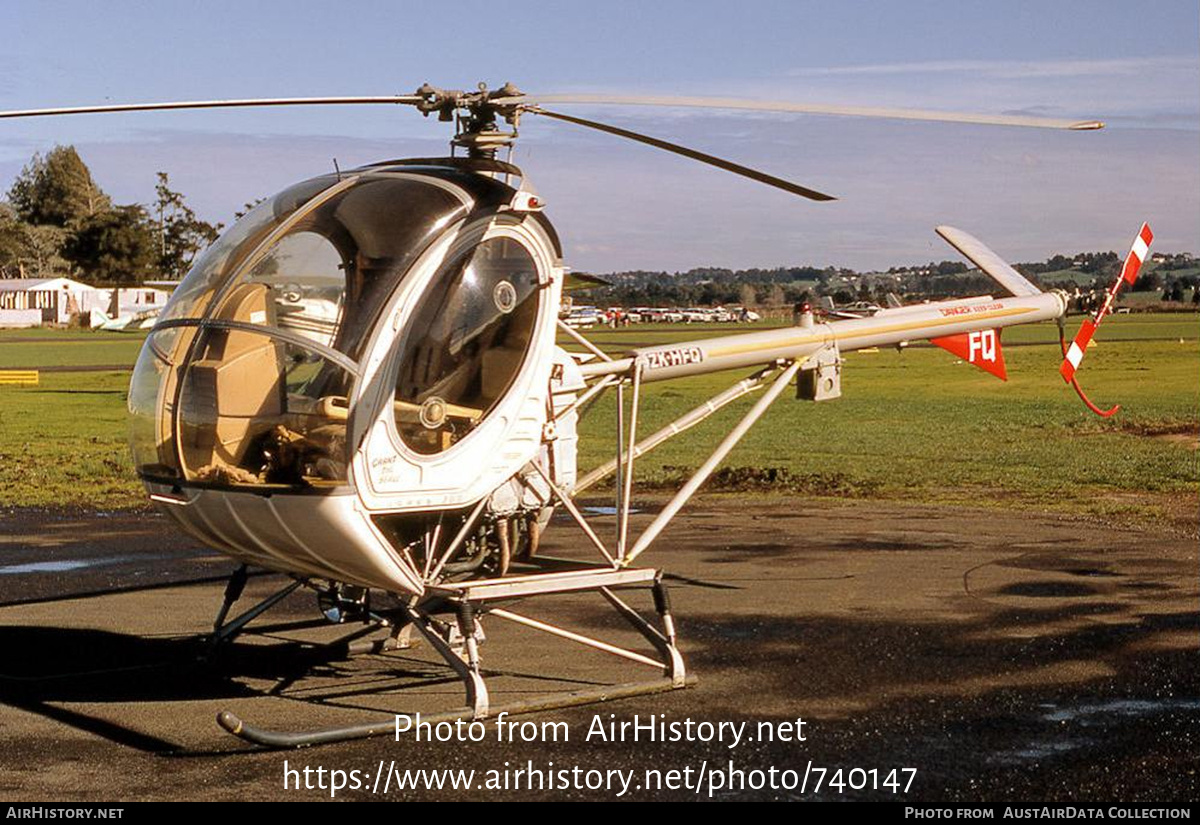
1058 223 1153 417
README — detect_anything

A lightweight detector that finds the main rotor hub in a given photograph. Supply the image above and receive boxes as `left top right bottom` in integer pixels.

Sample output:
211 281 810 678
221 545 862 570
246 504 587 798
414 81 524 157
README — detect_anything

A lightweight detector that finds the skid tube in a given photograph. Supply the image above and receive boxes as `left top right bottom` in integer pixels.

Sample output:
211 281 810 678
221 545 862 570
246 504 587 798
215 567 692 749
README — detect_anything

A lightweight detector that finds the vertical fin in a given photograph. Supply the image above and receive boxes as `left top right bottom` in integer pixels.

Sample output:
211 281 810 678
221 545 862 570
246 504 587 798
931 329 1007 380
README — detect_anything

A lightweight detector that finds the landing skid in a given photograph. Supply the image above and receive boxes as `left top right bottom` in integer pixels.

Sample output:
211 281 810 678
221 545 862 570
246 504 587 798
209 565 691 748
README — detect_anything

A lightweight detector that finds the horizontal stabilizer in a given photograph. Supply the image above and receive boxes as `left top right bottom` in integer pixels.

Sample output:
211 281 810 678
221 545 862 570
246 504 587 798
935 226 1042 297
931 328 1007 380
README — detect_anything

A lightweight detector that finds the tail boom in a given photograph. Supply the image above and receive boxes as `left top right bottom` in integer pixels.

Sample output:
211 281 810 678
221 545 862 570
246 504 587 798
580 291 1066 383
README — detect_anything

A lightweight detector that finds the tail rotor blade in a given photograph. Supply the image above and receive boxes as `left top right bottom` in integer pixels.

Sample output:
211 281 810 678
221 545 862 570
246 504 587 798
1058 222 1153 416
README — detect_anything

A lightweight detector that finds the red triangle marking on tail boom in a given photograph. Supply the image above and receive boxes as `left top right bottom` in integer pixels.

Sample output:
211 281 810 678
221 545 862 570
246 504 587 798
931 328 1008 381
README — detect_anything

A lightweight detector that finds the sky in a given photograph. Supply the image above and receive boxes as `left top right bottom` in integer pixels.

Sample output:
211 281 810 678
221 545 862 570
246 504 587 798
1 0 1197 273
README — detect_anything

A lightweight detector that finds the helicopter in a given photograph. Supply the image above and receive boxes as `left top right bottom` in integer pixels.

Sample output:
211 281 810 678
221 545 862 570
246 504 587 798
0 83 1149 747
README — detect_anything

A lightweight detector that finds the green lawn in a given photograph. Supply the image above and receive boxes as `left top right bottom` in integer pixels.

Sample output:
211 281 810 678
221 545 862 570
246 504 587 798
0 370 135 508
0 318 1194 523
0 328 147 368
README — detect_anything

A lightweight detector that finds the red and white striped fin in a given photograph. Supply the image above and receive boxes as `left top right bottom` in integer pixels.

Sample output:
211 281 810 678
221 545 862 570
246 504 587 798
1059 222 1152 383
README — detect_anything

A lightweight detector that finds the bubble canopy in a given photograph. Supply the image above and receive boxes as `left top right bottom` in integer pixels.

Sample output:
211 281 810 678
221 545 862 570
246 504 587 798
129 164 543 492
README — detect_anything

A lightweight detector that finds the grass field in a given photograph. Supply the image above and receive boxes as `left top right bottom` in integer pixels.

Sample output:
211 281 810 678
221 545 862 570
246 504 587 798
0 316 1195 529
0 328 147 369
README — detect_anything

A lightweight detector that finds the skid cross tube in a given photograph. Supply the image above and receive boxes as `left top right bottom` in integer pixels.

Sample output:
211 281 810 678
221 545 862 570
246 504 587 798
487 607 664 669
216 565 689 748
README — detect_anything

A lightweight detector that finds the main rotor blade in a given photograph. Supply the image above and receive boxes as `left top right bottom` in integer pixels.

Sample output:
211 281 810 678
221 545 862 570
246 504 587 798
505 94 1104 131
527 107 836 201
0 96 424 119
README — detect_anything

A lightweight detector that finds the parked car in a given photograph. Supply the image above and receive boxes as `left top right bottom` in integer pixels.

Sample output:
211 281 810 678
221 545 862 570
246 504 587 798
563 306 602 328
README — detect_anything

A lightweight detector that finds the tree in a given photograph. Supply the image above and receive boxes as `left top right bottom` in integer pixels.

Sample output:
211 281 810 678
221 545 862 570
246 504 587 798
62 205 159 284
0 203 32 277
8 146 109 227
24 224 71 277
738 283 757 308
0 204 72 278
935 260 968 276
1132 270 1161 293
154 172 221 279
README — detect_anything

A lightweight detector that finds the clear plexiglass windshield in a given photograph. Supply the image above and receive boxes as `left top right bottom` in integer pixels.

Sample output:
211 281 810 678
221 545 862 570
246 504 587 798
129 171 474 488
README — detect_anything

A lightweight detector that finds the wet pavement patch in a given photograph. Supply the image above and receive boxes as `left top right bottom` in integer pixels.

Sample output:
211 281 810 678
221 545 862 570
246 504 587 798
0 556 136 575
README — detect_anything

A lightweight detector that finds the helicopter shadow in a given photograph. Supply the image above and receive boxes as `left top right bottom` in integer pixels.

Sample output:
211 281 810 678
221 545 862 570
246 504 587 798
0 620 610 756
0 623 406 754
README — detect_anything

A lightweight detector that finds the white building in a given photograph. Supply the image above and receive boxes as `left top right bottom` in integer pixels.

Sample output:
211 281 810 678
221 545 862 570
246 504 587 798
107 286 171 317
0 279 172 327
0 277 108 326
